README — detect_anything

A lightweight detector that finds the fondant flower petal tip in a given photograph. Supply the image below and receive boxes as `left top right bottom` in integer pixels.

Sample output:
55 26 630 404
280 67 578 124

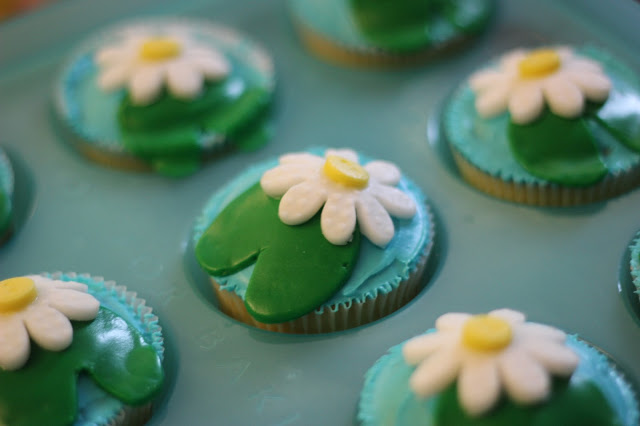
260 148 417 247
0 275 99 371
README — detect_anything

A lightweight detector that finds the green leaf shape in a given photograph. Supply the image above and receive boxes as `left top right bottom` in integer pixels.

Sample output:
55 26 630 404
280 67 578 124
0 308 164 426
508 109 607 186
195 183 360 324
434 379 620 426
118 80 271 177
590 87 640 153
349 0 493 51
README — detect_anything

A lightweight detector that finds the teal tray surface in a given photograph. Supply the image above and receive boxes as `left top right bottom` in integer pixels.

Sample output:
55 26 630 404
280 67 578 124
1 0 640 424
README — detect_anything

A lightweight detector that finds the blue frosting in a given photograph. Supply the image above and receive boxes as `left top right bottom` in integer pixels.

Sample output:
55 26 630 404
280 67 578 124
40 272 163 426
358 333 639 426
630 232 640 299
444 46 640 184
0 148 13 234
192 148 433 315
53 18 275 154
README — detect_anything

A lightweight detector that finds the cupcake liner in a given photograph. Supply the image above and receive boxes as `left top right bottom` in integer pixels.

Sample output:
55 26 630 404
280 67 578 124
40 272 164 426
211 251 429 334
452 147 640 206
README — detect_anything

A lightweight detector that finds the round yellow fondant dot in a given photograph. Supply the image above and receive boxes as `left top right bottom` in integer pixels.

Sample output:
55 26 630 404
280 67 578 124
518 49 561 79
139 38 181 61
0 277 37 313
323 156 369 189
462 315 512 351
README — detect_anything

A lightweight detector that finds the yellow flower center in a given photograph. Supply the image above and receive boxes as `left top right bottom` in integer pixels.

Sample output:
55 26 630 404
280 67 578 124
462 315 512 351
518 49 561 79
323 155 369 189
139 37 181 62
0 277 37 313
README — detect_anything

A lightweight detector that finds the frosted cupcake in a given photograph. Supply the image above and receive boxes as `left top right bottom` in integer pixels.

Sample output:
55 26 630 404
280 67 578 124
194 148 434 333
630 233 640 303
54 18 275 177
289 0 494 67
358 308 639 425
443 46 640 206
0 273 164 425
0 148 13 243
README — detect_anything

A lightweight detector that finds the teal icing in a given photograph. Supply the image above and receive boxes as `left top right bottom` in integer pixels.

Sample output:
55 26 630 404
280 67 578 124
39 272 164 426
0 148 14 234
444 46 640 184
630 232 640 300
192 147 433 315
358 334 639 426
288 0 493 53
54 18 275 163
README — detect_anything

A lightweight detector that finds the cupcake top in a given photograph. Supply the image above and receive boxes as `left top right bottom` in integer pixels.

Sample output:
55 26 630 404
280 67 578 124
0 274 164 426
359 308 639 425
630 233 640 299
0 148 13 235
194 148 432 324
445 45 640 186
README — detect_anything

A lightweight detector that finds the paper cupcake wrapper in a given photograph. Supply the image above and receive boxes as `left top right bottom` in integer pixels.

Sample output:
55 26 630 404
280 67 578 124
452 148 640 206
41 272 163 426
212 252 429 334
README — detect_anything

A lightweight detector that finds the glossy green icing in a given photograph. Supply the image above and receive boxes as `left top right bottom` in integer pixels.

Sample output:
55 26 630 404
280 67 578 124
118 80 271 177
508 109 607 186
0 307 164 426
195 183 360 323
434 379 620 426
0 191 9 233
348 0 493 51
592 87 640 153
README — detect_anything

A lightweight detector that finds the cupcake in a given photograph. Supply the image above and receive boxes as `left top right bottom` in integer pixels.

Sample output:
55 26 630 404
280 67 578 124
358 308 639 425
442 45 640 206
193 148 435 333
0 148 14 243
0 273 164 425
54 18 275 177
288 0 494 67
630 233 640 303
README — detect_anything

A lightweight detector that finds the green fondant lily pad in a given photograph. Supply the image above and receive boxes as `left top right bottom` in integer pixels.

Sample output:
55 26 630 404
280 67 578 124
508 110 607 186
591 88 640 153
0 308 164 426
195 184 360 324
434 379 619 426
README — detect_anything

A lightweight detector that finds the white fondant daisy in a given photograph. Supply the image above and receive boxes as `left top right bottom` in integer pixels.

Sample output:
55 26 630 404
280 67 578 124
0 276 100 371
470 47 611 124
403 309 579 417
260 149 416 247
95 27 230 105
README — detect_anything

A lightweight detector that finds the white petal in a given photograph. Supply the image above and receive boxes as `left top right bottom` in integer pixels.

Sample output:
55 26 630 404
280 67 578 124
95 47 127 66
364 161 401 185
326 149 358 163
489 309 525 325
48 281 88 292
47 289 100 321
469 70 505 93
129 66 164 105
543 75 584 118
261 164 317 197
97 63 131 91
321 193 356 245
189 48 230 80
436 313 471 331
0 317 30 370
566 57 603 74
519 322 566 342
522 339 579 376
355 192 394 247
279 153 324 167
509 84 544 124
403 333 447 365
167 61 204 100
458 356 501 416
501 49 527 71
278 181 327 225
498 347 550 404
368 184 416 219
475 80 511 118
565 70 611 102
23 306 73 352
409 345 462 398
